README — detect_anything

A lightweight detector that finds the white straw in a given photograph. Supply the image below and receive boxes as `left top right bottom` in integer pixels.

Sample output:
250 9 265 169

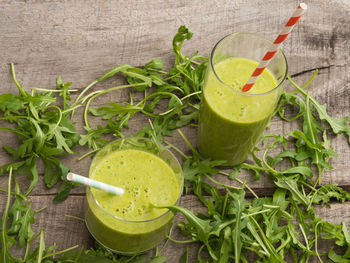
67 172 125 195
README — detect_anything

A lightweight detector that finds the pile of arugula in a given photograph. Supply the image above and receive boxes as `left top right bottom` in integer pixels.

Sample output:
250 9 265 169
1 25 350 262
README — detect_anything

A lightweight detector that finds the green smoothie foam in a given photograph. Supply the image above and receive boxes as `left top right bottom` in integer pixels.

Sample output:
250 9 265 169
198 57 278 165
85 146 181 254
91 149 178 221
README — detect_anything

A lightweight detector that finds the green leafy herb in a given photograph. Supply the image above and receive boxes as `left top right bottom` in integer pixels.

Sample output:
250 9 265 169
0 66 79 200
1 25 350 263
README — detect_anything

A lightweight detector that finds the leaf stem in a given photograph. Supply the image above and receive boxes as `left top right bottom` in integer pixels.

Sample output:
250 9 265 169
10 63 27 97
78 149 99 161
35 206 47 214
71 80 98 118
42 245 79 259
204 173 241 190
262 147 279 175
166 235 195 244
0 188 27 199
32 88 78 93
181 91 202 101
177 129 199 156
1 168 12 263
299 223 310 251
314 221 324 263
45 106 63 136
62 104 83 114
64 214 85 222
37 230 45 263
219 171 259 199
164 140 190 159
241 209 272 219
84 82 149 128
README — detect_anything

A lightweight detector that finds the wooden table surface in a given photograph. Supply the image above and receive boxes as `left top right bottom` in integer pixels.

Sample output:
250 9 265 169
0 0 349 262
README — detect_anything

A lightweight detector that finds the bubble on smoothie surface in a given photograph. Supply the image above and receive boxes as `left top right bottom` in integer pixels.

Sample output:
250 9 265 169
216 90 224 97
229 79 243 90
239 105 247 117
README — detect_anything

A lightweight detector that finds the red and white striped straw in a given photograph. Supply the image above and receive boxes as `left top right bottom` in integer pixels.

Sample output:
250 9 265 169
241 3 307 92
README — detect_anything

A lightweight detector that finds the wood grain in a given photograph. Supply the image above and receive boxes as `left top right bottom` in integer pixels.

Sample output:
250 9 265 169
1 195 350 262
0 0 349 262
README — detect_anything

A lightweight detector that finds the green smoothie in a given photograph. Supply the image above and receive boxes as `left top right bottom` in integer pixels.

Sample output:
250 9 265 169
198 57 279 165
85 139 182 254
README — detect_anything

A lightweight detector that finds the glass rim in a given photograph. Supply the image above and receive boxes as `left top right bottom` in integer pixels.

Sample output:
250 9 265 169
210 32 288 96
88 136 184 223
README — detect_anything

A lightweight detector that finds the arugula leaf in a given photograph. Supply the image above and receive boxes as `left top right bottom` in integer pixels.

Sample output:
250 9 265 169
42 158 60 188
311 184 350 204
0 169 18 263
158 205 212 244
7 178 23 235
145 59 163 71
172 26 193 64
180 248 188 263
219 227 232 263
4 176 36 248
17 203 35 247
273 175 310 206
328 247 350 263
56 76 72 110
288 74 350 143
318 104 350 139
229 190 245 263
79 125 110 150
90 102 142 120
53 181 73 202
281 166 313 178
0 93 24 112
0 64 80 200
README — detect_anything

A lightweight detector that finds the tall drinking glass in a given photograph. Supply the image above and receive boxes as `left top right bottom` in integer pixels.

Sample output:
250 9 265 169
198 33 288 166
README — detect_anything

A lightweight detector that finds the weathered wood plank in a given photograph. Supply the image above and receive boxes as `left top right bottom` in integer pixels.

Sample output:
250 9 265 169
1 194 350 262
0 0 349 262
0 0 348 93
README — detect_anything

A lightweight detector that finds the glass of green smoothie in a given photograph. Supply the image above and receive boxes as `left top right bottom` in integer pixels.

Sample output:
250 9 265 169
85 137 183 254
198 32 288 166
